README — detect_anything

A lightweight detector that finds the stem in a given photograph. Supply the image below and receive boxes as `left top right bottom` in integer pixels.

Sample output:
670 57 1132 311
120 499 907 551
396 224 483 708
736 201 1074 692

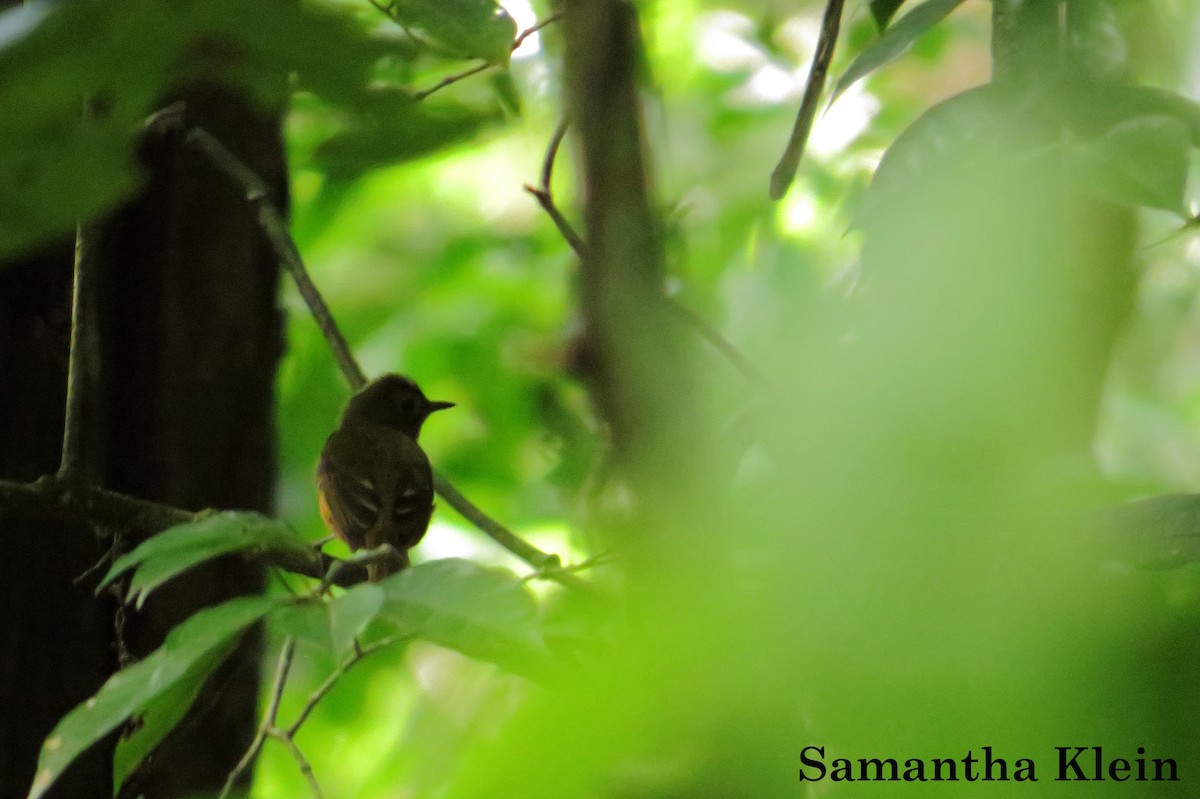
287 636 400 736
218 637 296 799
59 221 100 483
769 0 845 199
184 127 366 389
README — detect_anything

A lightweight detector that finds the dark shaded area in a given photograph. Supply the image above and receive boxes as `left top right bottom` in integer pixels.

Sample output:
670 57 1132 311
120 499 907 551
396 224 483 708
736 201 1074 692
0 249 117 799
100 85 286 799
0 78 287 799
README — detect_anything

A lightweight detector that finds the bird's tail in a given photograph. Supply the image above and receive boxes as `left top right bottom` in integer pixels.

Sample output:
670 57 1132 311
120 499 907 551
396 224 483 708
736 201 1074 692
367 547 409 583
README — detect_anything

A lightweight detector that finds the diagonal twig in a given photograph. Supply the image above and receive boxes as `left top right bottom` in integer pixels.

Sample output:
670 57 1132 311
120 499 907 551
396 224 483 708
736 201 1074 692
152 109 591 590
219 637 299 799
287 635 400 736
769 0 845 199
59 220 102 484
413 13 563 101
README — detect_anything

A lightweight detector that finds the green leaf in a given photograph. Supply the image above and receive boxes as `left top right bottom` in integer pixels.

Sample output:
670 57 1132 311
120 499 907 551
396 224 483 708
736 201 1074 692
832 0 967 100
313 92 496 182
389 0 516 62
329 582 387 655
273 600 336 651
870 0 908 31
27 596 279 799
1066 116 1190 213
490 70 521 116
99 512 315 608
0 0 387 259
375 558 545 675
110 651 215 795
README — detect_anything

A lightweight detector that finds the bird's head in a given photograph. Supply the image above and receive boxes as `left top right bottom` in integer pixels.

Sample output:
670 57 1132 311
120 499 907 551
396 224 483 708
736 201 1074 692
342 374 454 439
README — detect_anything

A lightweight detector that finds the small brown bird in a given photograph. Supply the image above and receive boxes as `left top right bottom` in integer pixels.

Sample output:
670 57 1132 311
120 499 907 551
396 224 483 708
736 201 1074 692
317 374 454 581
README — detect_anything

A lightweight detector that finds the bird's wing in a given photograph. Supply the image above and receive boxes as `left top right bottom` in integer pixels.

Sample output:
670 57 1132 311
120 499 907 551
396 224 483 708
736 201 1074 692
317 425 435 552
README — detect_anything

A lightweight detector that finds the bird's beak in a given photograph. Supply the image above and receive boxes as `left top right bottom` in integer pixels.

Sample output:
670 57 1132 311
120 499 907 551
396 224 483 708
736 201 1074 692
427 400 455 413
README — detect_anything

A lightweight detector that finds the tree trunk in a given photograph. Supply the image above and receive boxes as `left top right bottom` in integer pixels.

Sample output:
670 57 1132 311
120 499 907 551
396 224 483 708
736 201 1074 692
0 84 286 798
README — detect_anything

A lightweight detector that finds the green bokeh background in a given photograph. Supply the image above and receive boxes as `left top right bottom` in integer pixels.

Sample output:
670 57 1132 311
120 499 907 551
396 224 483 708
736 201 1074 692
6 0 1200 795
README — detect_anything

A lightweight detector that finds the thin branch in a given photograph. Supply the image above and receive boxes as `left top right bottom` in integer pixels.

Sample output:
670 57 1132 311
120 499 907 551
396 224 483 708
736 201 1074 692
0 476 194 533
155 114 589 590
525 122 762 384
287 636 400 736
184 127 366 389
59 221 100 483
271 733 324 799
414 62 491 102
413 13 563 101
665 301 765 384
524 549 616 582
524 119 586 255
769 0 845 199
219 637 297 799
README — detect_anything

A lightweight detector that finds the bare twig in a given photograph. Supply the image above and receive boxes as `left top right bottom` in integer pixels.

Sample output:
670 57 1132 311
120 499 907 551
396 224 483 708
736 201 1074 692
273 734 324 799
287 636 400 736
413 13 563 101
59 221 100 483
183 127 367 389
769 0 845 199
414 62 492 102
157 115 588 590
219 637 298 799
665 301 764 384
524 119 586 255
525 121 762 384
524 549 616 582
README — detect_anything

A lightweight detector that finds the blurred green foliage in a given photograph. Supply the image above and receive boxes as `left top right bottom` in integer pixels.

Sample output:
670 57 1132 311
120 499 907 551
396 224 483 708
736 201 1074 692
8 0 1200 796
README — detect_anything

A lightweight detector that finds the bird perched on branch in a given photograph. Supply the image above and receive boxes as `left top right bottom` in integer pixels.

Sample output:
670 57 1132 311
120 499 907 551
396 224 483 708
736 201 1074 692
317 374 454 581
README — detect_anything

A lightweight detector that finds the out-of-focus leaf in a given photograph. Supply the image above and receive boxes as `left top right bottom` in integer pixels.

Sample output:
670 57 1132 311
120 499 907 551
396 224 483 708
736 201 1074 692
27 596 279 799
491 71 521 116
1107 494 1200 569
99 511 316 608
389 0 516 62
375 558 545 676
0 0 390 259
854 85 1013 233
1067 115 1189 213
832 0 967 100
869 0 907 31
313 92 496 181
1064 82 1200 146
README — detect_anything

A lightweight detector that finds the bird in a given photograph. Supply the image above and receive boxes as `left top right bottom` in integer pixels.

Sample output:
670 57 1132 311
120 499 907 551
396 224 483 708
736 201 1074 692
316 374 454 581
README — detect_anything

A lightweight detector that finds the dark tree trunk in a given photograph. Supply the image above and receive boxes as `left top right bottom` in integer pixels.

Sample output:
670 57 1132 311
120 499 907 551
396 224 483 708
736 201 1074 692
0 85 286 798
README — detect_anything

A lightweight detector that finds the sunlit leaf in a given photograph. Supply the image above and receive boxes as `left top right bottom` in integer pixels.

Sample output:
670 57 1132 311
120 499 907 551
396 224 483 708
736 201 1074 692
27 596 279 799
99 511 316 608
375 558 545 675
832 0 967 100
